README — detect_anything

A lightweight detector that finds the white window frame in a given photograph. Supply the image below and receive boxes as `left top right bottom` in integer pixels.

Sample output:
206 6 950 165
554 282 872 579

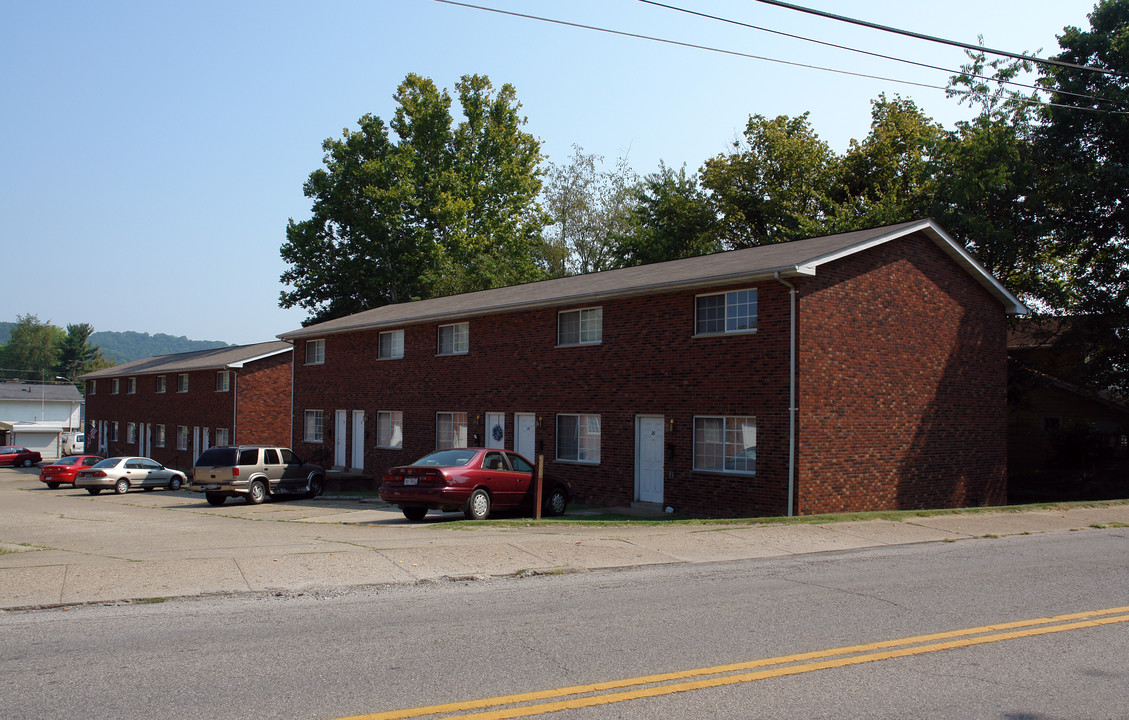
89 380 96 395
304 409 324 443
436 412 467 449
437 323 468 356
111 421 119 442
693 415 757 474
176 426 189 451
126 377 136 394
558 307 603 346
556 413 601 464
378 330 405 360
377 411 403 449
695 289 758 336
155 424 166 448
155 375 166 394
215 428 230 446
127 422 137 444
177 374 189 393
305 339 325 365
216 371 231 392
111 378 119 394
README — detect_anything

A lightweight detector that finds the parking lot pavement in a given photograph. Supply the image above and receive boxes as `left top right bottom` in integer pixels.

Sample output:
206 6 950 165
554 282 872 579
2 466 1128 610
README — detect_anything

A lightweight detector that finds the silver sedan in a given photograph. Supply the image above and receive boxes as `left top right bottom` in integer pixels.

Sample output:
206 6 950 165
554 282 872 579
75 456 188 495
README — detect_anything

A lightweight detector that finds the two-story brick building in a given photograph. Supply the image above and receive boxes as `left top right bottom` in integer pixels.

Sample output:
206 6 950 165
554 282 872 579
81 342 292 471
279 219 1027 517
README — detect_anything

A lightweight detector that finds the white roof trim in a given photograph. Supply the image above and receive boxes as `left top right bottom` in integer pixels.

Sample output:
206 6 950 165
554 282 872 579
225 346 292 369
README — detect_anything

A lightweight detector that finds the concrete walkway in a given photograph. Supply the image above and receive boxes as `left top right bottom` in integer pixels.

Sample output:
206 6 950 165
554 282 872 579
3 474 1128 611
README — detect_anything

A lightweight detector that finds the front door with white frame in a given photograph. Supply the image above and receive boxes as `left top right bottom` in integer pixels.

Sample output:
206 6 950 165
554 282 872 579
515 413 536 461
351 410 365 470
486 412 505 449
636 416 665 503
334 410 347 468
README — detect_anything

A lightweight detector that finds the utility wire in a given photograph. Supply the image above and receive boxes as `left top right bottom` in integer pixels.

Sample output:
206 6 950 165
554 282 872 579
640 0 1129 110
751 0 1129 79
434 0 1129 115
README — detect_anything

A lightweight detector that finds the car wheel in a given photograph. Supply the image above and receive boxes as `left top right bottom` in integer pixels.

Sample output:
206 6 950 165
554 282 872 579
46 482 60 489
304 474 324 499
22 458 33 467
205 492 226 506
402 506 428 522
544 487 568 517
114 478 129 494
168 476 183 491
246 480 267 505
86 488 102 495
464 489 491 521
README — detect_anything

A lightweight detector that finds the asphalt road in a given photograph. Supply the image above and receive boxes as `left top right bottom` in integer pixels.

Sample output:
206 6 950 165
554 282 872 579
3 527 1128 719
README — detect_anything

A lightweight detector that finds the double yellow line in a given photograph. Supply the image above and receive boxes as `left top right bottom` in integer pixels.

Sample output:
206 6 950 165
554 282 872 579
342 605 1129 720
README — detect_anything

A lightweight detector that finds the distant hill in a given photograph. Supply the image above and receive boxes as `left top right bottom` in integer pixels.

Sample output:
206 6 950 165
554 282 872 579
0 322 231 365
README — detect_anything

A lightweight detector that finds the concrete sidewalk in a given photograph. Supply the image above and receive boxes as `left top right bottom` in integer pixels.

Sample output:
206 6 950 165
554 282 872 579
3 488 1128 612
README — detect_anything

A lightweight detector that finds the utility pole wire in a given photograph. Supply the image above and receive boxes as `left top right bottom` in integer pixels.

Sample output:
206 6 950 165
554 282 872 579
751 0 1129 79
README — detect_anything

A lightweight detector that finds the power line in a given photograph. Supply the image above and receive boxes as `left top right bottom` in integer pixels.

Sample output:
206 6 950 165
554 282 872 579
751 0 1129 80
639 0 1129 111
433 1 1129 116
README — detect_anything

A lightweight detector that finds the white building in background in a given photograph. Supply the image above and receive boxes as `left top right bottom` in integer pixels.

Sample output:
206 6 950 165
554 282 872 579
0 382 83 459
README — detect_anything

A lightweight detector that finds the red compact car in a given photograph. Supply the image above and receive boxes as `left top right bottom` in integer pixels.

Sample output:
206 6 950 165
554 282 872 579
1 446 42 467
39 455 105 488
381 448 571 521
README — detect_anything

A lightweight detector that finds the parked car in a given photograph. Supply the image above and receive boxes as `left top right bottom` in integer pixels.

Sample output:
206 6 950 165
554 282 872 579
190 445 325 505
380 448 571 521
0 446 42 467
74 456 188 495
39 454 105 488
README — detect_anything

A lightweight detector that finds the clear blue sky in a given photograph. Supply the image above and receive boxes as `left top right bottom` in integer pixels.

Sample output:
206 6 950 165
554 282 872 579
2 0 1098 345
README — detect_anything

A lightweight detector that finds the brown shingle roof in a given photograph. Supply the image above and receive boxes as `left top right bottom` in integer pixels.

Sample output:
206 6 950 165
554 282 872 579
79 341 291 380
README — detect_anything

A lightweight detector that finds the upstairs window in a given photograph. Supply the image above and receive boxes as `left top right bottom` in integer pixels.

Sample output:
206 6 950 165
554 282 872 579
306 338 325 365
695 289 758 335
379 330 404 360
126 378 136 394
155 375 166 393
177 374 189 393
216 371 231 392
438 323 468 355
111 379 120 394
558 307 602 346
89 380 96 395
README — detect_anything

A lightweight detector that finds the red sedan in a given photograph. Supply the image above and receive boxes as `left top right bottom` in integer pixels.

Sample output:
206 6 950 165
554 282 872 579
0 446 42 468
381 448 571 521
39 455 105 488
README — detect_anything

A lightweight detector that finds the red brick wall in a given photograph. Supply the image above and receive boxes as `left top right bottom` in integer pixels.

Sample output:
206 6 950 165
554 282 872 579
795 234 1008 513
84 354 292 472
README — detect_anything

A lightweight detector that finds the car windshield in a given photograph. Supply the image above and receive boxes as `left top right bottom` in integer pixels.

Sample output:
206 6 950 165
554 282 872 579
92 457 124 468
413 449 476 467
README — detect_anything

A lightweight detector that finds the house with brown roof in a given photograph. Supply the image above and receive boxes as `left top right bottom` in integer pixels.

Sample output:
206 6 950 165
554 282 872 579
279 219 1026 517
81 342 292 470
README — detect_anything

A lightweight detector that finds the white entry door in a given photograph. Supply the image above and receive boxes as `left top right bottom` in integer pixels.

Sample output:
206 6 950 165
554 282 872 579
351 410 365 470
334 410 347 468
486 412 505 449
636 416 665 503
515 413 536 461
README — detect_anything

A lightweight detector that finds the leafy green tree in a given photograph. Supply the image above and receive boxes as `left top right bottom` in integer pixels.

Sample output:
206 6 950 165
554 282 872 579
1035 0 1129 395
542 145 638 275
700 113 835 248
0 314 64 381
612 162 722 267
281 73 549 325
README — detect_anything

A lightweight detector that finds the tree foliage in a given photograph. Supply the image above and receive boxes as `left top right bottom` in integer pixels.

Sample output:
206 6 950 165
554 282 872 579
613 162 722 267
0 314 64 381
280 74 549 325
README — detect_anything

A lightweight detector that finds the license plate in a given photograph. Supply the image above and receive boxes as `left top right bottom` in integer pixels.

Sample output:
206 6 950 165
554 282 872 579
404 476 418 486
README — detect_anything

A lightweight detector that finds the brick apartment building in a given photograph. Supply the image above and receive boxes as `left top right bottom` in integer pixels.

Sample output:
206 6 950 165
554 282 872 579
81 342 292 471
279 219 1027 517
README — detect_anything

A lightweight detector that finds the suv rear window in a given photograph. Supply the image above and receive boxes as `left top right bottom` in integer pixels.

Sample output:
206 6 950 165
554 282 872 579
195 448 238 467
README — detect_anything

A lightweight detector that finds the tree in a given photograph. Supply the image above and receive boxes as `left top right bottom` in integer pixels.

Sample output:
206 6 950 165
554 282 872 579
542 145 638 275
612 162 722 267
700 113 835 248
55 323 105 383
1035 0 1129 395
0 314 64 381
280 74 550 325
